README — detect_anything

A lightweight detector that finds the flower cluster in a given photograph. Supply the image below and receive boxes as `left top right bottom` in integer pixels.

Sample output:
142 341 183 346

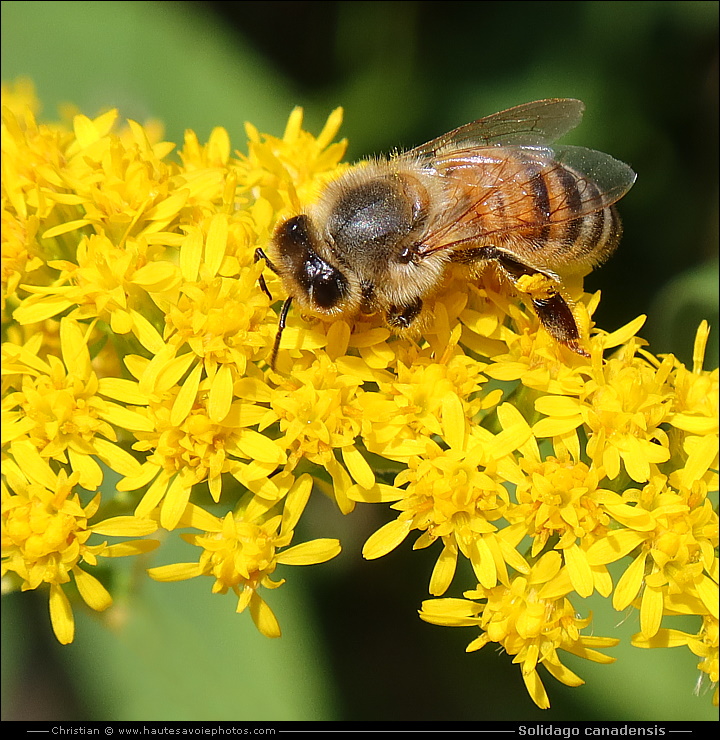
2 81 717 708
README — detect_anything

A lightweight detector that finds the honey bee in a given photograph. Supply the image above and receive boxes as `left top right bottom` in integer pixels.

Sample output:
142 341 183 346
258 98 636 366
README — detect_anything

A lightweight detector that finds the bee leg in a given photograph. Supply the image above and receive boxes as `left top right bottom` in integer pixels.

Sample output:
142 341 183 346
496 253 588 357
455 246 588 356
269 296 293 370
526 292 589 357
255 247 279 301
386 297 424 329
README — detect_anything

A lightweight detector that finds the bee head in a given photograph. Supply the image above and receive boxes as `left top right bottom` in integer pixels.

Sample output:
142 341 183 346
272 214 352 313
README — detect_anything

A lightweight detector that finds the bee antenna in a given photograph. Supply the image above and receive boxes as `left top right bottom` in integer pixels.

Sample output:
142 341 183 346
270 296 293 370
255 248 277 301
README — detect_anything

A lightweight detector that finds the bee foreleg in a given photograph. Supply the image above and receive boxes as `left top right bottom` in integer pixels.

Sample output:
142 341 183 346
386 296 424 329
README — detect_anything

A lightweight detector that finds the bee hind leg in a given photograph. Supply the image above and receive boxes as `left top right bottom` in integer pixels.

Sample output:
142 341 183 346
527 292 589 357
455 246 589 357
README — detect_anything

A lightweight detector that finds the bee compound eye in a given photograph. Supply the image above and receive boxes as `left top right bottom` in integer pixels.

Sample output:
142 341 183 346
310 269 348 310
301 252 349 310
276 214 311 253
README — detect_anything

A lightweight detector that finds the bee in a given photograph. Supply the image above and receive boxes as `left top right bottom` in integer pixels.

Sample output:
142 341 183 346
258 98 636 366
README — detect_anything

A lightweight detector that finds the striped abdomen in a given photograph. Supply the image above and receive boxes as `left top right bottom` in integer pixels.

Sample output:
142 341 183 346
439 146 623 276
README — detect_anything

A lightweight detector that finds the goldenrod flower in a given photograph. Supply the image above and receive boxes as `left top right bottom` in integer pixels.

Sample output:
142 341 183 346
147 475 340 638
360 429 529 596
505 453 614 597
420 552 620 710
587 472 718 639
2 317 146 489
1 81 716 710
1 455 158 644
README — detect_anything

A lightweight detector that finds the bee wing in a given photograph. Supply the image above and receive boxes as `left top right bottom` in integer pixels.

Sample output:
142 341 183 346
419 144 636 253
554 145 637 208
410 99 585 157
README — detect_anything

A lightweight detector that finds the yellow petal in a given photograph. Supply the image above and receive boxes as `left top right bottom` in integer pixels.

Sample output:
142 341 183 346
131 261 180 292
160 472 192 531
639 585 664 639
362 519 412 560
144 190 189 224
613 551 647 611
68 449 103 491
180 227 203 282
130 309 166 354
346 482 404 503
42 219 91 239
93 437 143 477
235 429 286 464
696 575 719 619
90 516 159 537
429 543 458 596
587 530 648 566
564 544 594 598
9 440 56 490
602 314 646 349
97 378 149 405
60 318 91 380
522 669 550 710
249 591 281 638
102 540 159 557
170 362 202 427
208 364 233 422
147 563 203 582
438 393 465 452
280 475 312 534
276 538 341 566
341 445 375 489
98 402 154 432
543 659 584 688
632 628 692 649
74 568 112 612
204 213 228 277
12 295 74 324
49 584 75 645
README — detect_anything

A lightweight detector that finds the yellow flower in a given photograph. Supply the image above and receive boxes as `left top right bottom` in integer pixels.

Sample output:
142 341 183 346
420 551 619 709
533 341 674 484
360 403 533 596
2 81 717 711
147 475 340 637
587 472 718 639
2 317 147 490
269 351 364 467
1 456 158 644
504 454 614 597
358 346 496 461
116 366 287 531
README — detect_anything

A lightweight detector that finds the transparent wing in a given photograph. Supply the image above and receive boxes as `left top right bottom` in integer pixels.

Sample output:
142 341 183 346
554 145 637 208
409 99 585 158
418 144 636 254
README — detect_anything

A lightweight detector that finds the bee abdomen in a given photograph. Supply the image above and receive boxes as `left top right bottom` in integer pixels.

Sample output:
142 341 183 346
544 159 623 271
501 152 623 272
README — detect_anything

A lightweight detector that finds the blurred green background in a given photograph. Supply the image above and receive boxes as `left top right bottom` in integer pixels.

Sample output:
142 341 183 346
2 0 717 723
